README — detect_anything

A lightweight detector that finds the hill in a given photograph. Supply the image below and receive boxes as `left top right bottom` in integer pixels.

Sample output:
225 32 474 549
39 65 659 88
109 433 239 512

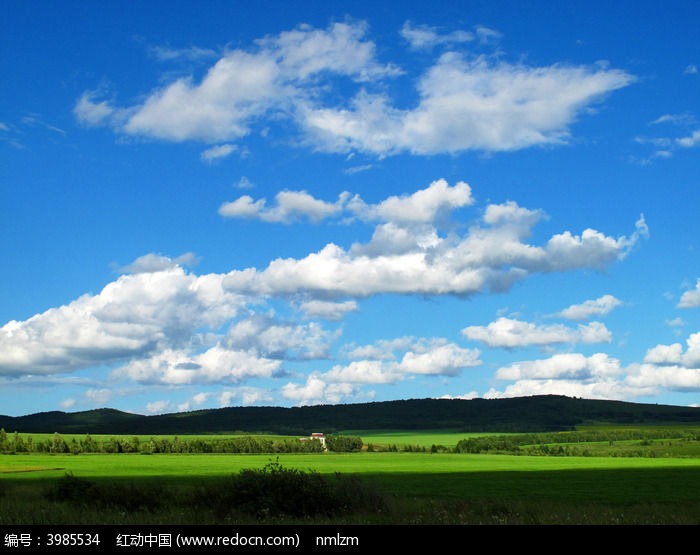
1 395 700 435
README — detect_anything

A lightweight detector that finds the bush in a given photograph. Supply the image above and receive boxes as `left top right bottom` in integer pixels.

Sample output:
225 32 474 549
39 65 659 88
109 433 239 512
196 459 388 520
325 435 363 452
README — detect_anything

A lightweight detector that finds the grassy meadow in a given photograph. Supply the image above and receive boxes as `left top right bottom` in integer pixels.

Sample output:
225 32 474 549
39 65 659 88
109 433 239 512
1 426 700 524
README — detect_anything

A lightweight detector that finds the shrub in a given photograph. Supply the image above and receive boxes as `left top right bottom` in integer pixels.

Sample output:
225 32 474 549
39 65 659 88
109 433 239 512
196 459 388 520
325 435 363 452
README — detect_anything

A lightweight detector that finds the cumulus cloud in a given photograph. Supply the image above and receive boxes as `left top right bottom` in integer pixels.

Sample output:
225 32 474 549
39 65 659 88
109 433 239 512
219 190 350 223
219 387 274 407
225 314 337 360
557 294 622 320
278 338 480 405
145 400 172 414
276 337 482 404
625 363 700 392
678 279 700 308
462 318 611 348
75 20 633 157
222 182 647 299
300 52 634 155
349 179 474 225
643 332 700 368
113 345 282 385
117 252 199 274
486 353 634 400
298 300 358 321
484 379 633 401
76 22 398 144
0 180 648 406
490 331 700 400
496 352 621 380
282 376 358 405
0 265 244 376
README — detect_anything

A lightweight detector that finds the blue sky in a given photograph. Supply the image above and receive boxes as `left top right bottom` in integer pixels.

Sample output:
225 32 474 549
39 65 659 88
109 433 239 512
2 0 700 416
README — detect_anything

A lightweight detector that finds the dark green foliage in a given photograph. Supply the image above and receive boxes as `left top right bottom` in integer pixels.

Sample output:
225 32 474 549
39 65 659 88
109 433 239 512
3 395 700 435
1 433 325 455
455 428 700 455
325 434 363 452
195 460 388 520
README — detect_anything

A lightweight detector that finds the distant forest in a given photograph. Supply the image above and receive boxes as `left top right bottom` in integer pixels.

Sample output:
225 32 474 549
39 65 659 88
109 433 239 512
1 395 699 435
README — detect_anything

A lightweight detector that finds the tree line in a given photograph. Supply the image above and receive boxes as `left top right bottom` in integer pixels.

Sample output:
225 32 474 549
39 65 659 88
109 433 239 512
0 430 363 454
454 428 700 455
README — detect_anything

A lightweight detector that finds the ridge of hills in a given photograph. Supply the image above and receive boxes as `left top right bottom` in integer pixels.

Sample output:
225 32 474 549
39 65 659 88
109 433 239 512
1 395 700 435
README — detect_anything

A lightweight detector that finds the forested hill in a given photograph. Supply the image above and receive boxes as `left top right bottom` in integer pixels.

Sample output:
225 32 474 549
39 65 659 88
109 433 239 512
1 395 699 435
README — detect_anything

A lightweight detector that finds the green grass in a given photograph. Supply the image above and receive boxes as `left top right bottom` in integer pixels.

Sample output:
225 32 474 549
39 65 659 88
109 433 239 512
3 424 700 524
2 452 700 524
3 451 700 497
343 429 501 448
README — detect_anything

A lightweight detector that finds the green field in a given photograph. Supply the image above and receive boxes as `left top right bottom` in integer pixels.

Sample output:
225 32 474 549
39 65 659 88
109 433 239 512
2 427 700 524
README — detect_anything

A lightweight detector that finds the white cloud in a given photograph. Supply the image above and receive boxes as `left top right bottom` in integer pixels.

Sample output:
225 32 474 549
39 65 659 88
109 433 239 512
325 360 401 384
300 53 634 155
397 342 481 375
76 21 633 157
74 91 116 126
484 379 631 401
282 375 358 406
225 314 336 360
219 387 274 407
677 130 700 148
684 64 698 75
117 252 198 274
145 400 172 414
0 266 245 376
678 279 700 308
496 353 622 381
400 21 475 50
235 176 255 189
222 182 646 299
462 317 611 348
149 45 219 62
201 143 236 163
486 352 634 400
114 345 281 385
78 22 398 144
626 363 700 392
219 190 349 223
557 294 622 320
439 391 480 400
280 338 480 405
59 398 76 410
349 178 474 225
85 388 112 405
298 300 358 321
0 179 648 397
344 337 414 361
643 332 700 368
650 113 696 126
644 343 683 365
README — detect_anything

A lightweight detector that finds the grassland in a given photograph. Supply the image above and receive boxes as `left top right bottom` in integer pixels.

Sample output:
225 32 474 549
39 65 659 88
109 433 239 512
2 426 700 524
